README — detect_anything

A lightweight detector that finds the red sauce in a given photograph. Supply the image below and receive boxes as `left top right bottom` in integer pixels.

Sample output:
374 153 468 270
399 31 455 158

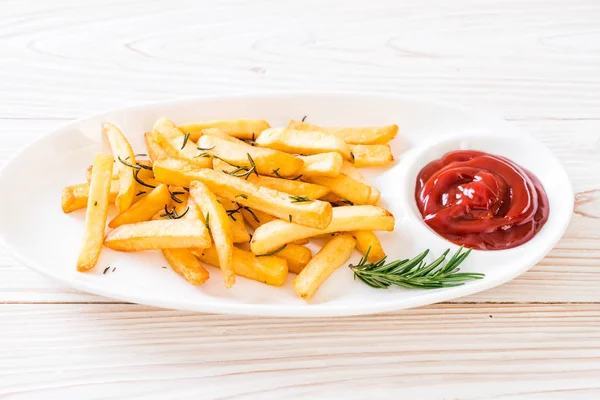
415 150 549 250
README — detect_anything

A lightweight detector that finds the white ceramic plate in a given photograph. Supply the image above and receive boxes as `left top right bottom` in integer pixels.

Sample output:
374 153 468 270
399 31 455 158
0 93 573 317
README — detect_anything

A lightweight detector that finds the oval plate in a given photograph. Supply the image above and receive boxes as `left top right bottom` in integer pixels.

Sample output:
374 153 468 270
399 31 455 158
0 93 573 317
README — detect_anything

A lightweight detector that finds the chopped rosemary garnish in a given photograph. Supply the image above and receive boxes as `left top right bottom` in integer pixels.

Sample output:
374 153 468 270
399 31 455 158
103 266 110 274
222 154 258 180
204 212 211 231
256 244 287 257
196 153 212 158
161 205 189 219
93 201 98 206
272 168 302 180
340 199 354 206
112 267 116 272
136 190 147 197
169 190 186 204
244 207 259 223
197 145 216 151
289 214 292 223
349 246 484 289
235 194 248 199
225 204 243 221
181 133 190 149
134 169 156 188
118 156 152 170
301 115 307 122
289 195 312 203
134 153 148 158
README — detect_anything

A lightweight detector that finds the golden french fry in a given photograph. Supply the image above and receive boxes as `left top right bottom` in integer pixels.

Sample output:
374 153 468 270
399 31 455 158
256 128 352 160
189 181 235 288
297 153 343 178
218 197 251 243
239 207 310 245
349 144 394 167
199 134 303 177
179 119 271 141
251 176 329 199
340 162 381 205
105 220 211 251
305 174 371 205
108 184 171 228
62 181 119 213
77 153 113 271
192 246 288 286
351 231 386 262
288 120 398 145
163 248 210 285
275 244 312 274
250 205 394 254
154 158 333 229
145 132 168 162
293 234 356 300
200 128 245 142
87 159 153 183
152 117 212 168
104 122 136 212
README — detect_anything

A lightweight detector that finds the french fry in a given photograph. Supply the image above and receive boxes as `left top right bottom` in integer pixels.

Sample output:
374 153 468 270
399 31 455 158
349 144 394 167
62 181 119 213
200 128 245 143
108 184 171 228
192 246 288 286
256 128 352 160
104 122 136 212
239 207 309 244
198 134 304 177
189 181 235 288
179 119 271 141
218 197 251 243
293 234 356 300
340 162 381 205
152 117 212 168
288 120 398 145
274 244 312 274
145 132 167 162
163 248 210 285
305 174 371 205
351 231 386 262
297 153 343 178
251 176 329 199
104 220 211 251
250 205 394 254
153 158 333 230
77 153 113 271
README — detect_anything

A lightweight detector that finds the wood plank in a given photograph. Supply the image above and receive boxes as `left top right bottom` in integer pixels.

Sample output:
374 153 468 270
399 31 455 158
0 304 598 398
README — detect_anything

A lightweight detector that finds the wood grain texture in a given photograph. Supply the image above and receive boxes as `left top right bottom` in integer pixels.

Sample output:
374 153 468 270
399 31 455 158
2 0 600 397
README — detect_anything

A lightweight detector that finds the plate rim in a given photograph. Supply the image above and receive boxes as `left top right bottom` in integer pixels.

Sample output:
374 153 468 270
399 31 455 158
0 91 574 317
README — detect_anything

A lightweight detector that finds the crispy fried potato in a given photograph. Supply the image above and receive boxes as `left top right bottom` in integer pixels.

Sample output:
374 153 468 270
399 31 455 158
250 176 329 199
293 234 356 300
256 128 352 160
297 153 343 178
340 162 380 205
105 220 211 251
163 248 210 285
152 117 212 168
192 246 287 286
239 207 309 244
199 134 303 177
274 243 312 274
108 184 171 228
77 153 113 271
104 122 136 212
62 181 119 213
145 132 168 162
351 231 386 262
250 205 394 254
349 144 394 167
154 158 333 229
218 197 251 243
189 181 235 288
305 174 371 205
179 119 271 141
288 120 398 145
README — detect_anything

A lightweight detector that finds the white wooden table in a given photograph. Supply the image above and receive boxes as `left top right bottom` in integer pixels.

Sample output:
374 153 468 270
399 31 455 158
2 1 600 398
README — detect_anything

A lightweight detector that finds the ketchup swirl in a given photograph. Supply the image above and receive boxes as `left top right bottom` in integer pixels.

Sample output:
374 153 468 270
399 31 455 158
415 150 549 250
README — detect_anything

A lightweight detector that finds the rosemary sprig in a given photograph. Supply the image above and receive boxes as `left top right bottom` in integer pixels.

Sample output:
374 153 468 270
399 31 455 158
244 207 259 222
349 246 484 289
235 194 248 199
289 214 292 223
301 115 307 122
256 244 287 257
272 168 303 180
204 212 211 232
169 190 186 204
222 154 258 180
134 169 156 189
197 145 216 151
289 195 312 203
181 133 190 149
136 190 146 197
161 205 189 220
134 153 148 158
225 203 243 221
118 156 152 170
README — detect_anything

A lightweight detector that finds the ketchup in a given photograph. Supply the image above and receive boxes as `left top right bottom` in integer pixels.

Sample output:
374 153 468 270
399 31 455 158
415 150 549 250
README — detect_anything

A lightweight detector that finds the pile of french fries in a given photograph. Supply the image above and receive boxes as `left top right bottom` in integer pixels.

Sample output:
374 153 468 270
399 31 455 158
61 117 398 300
